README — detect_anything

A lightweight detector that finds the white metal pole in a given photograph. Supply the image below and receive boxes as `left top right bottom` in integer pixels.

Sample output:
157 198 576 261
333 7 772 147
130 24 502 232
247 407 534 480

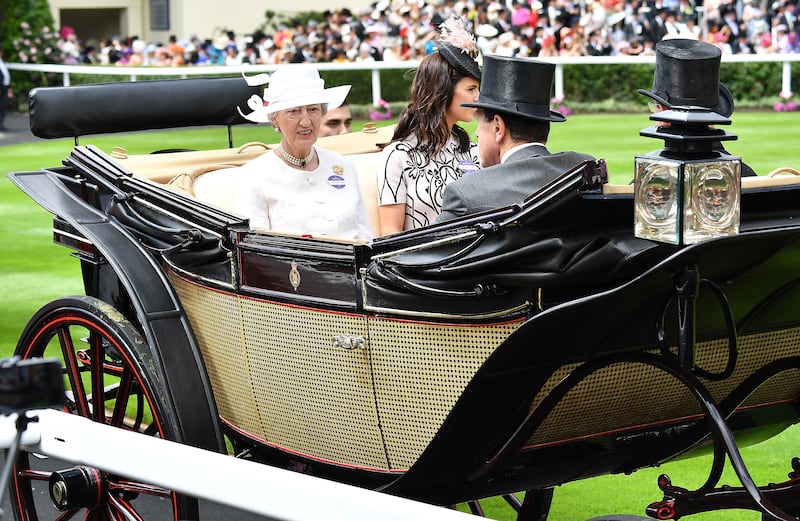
3 410 476 521
782 60 792 95
372 67 382 106
554 64 564 101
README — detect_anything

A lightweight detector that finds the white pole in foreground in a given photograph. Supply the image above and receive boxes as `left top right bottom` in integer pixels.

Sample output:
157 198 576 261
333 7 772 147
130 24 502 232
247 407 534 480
1 409 474 521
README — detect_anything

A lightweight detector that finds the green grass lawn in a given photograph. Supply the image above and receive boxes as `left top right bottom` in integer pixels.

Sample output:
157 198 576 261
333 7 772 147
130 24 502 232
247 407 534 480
2 112 800 520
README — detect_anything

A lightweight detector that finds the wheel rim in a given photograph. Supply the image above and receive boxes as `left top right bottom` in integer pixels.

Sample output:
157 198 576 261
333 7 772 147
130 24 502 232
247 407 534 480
11 298 194 521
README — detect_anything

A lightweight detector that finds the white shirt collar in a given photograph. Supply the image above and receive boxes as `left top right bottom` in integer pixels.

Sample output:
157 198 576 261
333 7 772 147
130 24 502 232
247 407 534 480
500 142 545 164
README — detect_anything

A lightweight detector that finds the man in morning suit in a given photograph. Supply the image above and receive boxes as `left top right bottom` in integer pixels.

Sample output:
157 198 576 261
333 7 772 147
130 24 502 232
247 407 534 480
437 55 596 223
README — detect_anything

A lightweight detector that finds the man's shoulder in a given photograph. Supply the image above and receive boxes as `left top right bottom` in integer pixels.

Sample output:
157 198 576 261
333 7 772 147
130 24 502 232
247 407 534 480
508 148 595 168
550 150 596 161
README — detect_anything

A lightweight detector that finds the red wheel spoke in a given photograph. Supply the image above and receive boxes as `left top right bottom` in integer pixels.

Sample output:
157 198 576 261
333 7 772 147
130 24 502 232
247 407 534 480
57 510 79 521
17 469 52 481
88 331 107 423
108 480 172 498
108 494 146 521
83 507 107 521
110 368 134 428
46 510 76 521
58 327 90 418
140 422 159 437
77 350 125 377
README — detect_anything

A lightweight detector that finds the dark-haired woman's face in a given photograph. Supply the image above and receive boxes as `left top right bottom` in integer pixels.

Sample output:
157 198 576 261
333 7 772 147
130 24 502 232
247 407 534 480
446 77 480 127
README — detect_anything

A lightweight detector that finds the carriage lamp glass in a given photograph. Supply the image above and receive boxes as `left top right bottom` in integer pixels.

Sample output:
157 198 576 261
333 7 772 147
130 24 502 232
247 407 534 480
634 108 741 246
635 159 679 244
635 156 740 245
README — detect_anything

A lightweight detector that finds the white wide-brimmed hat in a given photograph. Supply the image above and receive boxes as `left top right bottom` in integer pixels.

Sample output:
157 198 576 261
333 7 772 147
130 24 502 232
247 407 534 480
475 23 499 38
237 65 351 123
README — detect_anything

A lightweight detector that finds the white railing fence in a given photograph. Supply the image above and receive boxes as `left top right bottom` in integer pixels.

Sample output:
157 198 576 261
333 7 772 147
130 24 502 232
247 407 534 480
0 409 476 521
8 54 800 106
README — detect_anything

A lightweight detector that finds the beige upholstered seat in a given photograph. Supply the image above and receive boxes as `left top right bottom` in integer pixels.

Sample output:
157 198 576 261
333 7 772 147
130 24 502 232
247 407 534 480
117 125 395 236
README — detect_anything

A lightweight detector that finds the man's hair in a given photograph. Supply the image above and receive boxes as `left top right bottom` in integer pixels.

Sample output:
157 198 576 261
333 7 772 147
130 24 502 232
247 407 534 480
481 109 550 143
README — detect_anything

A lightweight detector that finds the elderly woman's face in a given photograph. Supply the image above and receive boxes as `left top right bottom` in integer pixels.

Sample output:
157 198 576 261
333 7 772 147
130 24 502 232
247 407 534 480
272 104 324 151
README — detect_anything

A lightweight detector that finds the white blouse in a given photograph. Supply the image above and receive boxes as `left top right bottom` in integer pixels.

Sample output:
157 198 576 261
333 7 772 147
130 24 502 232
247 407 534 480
377 134 480 230
235 147 373 241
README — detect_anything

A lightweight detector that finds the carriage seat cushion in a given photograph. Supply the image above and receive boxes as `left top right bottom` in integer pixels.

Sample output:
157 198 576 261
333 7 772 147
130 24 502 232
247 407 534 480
160 150 383 237
122 125 395 237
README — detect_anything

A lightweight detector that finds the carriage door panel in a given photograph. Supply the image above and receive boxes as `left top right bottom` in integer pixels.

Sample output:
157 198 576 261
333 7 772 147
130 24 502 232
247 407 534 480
237 299 386 469
366 316 521 470
169 268 386 470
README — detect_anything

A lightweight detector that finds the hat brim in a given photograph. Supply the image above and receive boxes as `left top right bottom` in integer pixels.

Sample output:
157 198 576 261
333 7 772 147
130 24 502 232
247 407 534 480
438 42 481 80
476 25 499 38
637 82 734 117
239 85 351 123
462 100 567 122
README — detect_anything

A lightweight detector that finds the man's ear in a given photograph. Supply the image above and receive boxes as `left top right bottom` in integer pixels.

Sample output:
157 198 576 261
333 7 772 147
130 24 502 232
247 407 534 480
493 114 506 144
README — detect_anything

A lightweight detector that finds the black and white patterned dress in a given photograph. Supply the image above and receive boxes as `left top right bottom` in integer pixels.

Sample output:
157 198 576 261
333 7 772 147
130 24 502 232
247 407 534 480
377 134 480 231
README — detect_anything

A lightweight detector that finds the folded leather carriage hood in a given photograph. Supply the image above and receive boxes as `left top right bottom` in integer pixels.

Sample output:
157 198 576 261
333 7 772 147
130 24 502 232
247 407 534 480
365 167 676 316
29 76 261 139
366 225 671 315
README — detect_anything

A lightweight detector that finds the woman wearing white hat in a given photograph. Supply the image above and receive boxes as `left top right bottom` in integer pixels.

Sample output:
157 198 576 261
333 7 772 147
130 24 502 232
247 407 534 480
235 65 373 241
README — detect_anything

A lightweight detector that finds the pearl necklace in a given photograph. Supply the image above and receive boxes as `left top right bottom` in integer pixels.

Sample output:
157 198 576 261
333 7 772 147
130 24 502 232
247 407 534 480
276 144 315 168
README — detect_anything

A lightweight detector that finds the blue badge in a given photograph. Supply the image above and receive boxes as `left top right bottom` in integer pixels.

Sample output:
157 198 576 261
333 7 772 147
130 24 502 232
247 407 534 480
327 175 346 189
458 160 479 174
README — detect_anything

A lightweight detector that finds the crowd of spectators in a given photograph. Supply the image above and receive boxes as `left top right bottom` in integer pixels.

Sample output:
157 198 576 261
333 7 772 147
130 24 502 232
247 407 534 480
58 0 799 67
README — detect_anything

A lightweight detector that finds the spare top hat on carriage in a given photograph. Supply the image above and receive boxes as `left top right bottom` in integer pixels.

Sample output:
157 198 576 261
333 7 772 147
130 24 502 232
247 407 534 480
638 38 734 117
461 55 566 122
435 17 482 80
237 65 351 124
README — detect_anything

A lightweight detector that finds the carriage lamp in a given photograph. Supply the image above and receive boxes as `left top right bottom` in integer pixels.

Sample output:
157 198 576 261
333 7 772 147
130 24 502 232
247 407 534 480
634 107 741 245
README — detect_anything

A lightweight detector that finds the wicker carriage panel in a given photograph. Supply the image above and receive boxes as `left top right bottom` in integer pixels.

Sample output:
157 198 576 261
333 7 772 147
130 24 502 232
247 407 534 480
168 273 264 437
237 298 387 469
526 328 800 447
367 318 521 469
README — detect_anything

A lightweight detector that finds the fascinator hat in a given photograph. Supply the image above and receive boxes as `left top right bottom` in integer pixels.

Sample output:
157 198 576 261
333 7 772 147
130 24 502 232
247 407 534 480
436 18 482 80
237 65 351 123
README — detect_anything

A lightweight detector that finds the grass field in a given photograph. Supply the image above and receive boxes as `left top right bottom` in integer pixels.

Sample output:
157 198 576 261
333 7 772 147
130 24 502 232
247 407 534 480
1 112 799 520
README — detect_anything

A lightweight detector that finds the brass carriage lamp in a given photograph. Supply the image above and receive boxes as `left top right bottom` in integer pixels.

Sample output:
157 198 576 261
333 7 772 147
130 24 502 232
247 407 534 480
634 107 741 245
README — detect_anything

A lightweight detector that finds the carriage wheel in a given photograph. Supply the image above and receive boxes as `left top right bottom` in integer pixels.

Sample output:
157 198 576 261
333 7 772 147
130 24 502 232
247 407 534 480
9 296 198 521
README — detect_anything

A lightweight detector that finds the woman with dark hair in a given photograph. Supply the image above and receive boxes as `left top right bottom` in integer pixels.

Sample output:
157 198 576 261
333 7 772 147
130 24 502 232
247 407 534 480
376 18 482 235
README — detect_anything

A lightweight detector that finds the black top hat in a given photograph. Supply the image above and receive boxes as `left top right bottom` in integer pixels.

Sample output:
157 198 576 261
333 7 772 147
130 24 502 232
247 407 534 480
638 38 734 117
438 42 481 80
461 55 566 122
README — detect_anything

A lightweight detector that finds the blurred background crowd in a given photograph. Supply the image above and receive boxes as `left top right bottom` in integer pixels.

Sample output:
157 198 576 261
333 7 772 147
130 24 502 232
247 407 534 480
50 0 799 68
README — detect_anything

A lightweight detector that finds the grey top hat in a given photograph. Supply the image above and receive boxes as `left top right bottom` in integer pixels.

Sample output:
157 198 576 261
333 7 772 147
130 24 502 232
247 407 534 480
462 55 566 122
638 38 734 117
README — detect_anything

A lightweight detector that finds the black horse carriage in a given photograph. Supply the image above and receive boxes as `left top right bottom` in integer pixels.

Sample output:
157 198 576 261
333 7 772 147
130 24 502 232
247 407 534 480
7 75 800 521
